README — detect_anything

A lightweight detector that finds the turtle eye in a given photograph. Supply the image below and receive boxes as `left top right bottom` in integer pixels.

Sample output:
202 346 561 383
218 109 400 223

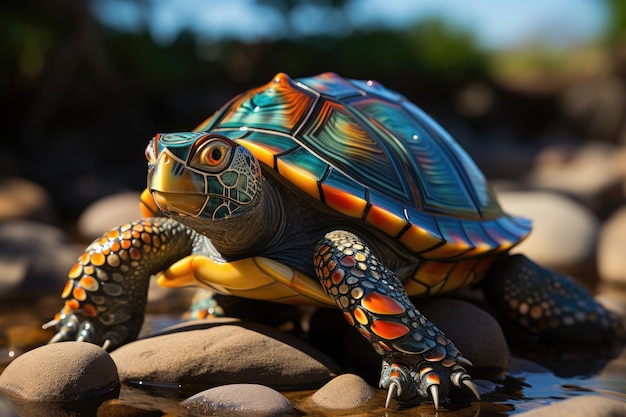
190 139 232 172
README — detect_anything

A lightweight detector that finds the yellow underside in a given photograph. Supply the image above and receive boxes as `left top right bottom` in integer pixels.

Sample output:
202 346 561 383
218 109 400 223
157 254 495 306
157 255 337 307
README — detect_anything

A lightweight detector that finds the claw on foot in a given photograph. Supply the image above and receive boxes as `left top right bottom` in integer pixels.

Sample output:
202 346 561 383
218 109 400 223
451 364 481 400
41 319 59 330
463 379 481 400
385 382 400 409
429 385 439 410
102 339 113 352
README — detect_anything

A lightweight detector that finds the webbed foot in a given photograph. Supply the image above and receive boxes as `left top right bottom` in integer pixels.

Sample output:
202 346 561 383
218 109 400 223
314 230 481 409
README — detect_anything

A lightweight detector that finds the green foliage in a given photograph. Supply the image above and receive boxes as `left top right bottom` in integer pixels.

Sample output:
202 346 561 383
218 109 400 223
603 0 626 42
405 19 487 81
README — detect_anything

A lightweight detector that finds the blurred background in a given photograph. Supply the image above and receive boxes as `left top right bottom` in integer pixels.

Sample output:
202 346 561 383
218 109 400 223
1 0 626 308
2 0 626 218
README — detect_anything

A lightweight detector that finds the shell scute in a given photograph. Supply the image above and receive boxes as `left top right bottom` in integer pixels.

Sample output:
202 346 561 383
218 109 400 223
218 73 316 134
350 78 406 103
297 72 362 99
234 131 297 168
301 100 408 204
196 72 531 257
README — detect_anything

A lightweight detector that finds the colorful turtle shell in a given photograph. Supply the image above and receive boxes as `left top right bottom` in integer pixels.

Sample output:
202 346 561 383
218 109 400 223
193 72 531 264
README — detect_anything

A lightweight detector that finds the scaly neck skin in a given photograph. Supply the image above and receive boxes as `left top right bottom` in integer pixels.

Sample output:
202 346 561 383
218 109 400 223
172 178 285 260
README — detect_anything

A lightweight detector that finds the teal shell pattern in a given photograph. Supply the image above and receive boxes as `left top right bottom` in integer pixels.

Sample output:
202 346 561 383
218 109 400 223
193 72 531 260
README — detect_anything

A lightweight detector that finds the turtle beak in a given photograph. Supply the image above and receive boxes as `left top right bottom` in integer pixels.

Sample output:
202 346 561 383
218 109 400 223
148 151 207 217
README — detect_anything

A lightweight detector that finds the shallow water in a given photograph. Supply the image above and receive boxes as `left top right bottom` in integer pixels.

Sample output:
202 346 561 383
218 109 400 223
1 298 624 417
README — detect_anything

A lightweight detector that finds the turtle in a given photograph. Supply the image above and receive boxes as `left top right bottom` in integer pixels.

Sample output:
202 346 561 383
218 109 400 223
45 72 621 409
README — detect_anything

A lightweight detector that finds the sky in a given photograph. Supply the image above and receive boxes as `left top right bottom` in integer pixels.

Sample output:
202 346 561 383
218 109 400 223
90 0 608 50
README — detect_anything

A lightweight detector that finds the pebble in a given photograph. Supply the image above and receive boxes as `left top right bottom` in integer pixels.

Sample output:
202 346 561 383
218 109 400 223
0 177 57 223
497 190 599 272
181 384 294 416
110 321 340 390
0 221 81 297
0 394 18 417
515 395 626 417
597 206 626 285
560 77 626 142
77 192 143 241
311 373 375 409
528 142 625 216
0 342 119 401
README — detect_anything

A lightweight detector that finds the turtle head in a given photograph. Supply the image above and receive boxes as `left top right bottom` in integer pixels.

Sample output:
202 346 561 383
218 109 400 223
146 132 263 221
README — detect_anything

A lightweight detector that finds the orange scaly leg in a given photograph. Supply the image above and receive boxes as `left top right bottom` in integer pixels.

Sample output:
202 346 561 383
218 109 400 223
314 230 480 409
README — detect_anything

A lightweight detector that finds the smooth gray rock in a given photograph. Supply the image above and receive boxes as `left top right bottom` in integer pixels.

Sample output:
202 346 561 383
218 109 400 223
181 384 294 416
311 373 375 409
111 321 340 390
0 342 119 401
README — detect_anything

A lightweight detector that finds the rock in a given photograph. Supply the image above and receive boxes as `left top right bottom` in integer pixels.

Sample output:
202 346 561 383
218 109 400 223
0 394 18 417
77 192 143 241
0 342 119 401
527 142 625 217
0 221 81 297
515 395 626 417
111 321 340 390
418 298 509 370
560 77 626 142
96 399 164 417
595 291 626 324
497 190 599 273
311 373 375 409
598 206 626 285
0 177 57 223
181 384 294 416
320 297 509 382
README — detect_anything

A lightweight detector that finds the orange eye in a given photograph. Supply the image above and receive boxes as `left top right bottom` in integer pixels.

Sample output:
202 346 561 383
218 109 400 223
201 144 227 166
190 138 233 172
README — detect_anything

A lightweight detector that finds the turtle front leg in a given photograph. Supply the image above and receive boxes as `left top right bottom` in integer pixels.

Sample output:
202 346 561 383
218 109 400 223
314 230 480 409
43 217 211 351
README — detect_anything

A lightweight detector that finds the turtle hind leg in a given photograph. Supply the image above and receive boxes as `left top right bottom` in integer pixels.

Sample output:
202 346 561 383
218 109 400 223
313 230 479 409
483 253 624 342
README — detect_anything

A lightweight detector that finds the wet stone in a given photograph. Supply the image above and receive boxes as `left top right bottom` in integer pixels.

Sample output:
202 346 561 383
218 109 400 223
0 342 119 401
515 395 626 417
110 321 340 390
181 384 294 417
311 373 375 409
